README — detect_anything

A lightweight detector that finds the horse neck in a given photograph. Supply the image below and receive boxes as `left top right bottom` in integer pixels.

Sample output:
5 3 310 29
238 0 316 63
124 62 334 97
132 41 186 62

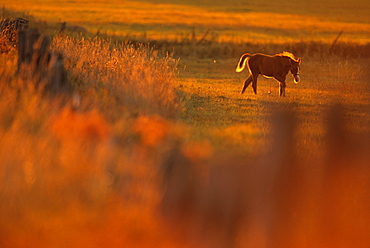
287 58 297 71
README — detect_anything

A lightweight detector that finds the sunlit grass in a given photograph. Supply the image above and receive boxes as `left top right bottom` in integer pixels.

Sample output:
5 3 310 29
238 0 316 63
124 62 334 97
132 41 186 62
51 34 180 118
3 0 370 43
176 57 370 152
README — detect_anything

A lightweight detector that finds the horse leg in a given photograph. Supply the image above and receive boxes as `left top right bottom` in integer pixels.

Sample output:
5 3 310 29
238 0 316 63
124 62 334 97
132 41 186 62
273 76 287 97
252 73 259 95
241 76 253 94
279 82 286 97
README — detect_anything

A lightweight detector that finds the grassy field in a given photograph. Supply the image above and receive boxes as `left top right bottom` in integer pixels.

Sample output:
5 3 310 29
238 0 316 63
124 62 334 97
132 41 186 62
2 0 370 43
1 1 370 247
176 56 370 151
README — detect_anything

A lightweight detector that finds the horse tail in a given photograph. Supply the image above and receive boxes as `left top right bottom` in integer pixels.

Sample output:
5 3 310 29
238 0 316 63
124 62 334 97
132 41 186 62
236 53 251 72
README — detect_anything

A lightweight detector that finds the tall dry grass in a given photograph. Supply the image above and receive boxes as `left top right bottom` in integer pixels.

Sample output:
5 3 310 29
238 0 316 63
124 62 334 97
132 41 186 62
0 33 185 247
51 35 181 119
142 36 370 60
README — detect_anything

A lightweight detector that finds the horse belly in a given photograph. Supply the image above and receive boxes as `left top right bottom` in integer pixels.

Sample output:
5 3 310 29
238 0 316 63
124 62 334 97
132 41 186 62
259 66 274 78
262 74 274 79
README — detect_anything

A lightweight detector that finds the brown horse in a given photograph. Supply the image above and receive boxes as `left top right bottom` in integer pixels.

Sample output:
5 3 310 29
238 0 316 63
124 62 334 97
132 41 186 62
236 52 301 97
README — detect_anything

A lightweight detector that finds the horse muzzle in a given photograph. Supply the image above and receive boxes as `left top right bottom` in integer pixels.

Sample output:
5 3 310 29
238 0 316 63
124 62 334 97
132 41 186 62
293 74 300 84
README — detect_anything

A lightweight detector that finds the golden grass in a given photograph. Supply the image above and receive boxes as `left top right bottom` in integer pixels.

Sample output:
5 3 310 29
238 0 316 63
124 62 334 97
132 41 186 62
51 35 180 118
0 76 203 247
176 56 370 150
3 0 370 43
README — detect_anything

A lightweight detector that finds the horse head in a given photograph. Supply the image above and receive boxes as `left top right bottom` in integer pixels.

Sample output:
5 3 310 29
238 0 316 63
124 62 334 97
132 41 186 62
290 58 301 83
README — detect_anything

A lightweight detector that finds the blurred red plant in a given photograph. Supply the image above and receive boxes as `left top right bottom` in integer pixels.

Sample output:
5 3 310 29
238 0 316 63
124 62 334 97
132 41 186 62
48 107 111 143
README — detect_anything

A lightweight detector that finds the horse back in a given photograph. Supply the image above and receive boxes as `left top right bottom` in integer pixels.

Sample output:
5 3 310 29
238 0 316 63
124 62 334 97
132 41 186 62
258 55 291 76
247 54 266 71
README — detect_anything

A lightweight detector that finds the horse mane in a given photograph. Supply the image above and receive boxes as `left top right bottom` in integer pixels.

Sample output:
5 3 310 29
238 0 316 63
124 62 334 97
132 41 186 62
276 51 297 61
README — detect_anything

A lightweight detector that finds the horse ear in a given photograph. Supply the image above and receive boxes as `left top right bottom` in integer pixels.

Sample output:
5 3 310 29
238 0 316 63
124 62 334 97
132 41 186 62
298 58 301 63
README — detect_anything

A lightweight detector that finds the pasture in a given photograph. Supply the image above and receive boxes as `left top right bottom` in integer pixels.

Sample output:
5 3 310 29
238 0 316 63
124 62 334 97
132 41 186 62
1 1 370 247
176 56 370 151
2 0 370 43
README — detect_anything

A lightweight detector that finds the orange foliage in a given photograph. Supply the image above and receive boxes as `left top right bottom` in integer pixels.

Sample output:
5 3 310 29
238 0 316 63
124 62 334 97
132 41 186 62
133 115 172 147
181 141 213 162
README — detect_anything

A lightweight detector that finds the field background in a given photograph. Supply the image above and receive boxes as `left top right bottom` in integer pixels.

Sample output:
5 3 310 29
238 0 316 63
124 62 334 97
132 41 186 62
1 0 370 247
2 0 370 43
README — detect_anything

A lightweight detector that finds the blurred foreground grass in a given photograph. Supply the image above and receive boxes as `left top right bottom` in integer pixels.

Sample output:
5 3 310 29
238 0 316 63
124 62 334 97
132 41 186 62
0 33 185 247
